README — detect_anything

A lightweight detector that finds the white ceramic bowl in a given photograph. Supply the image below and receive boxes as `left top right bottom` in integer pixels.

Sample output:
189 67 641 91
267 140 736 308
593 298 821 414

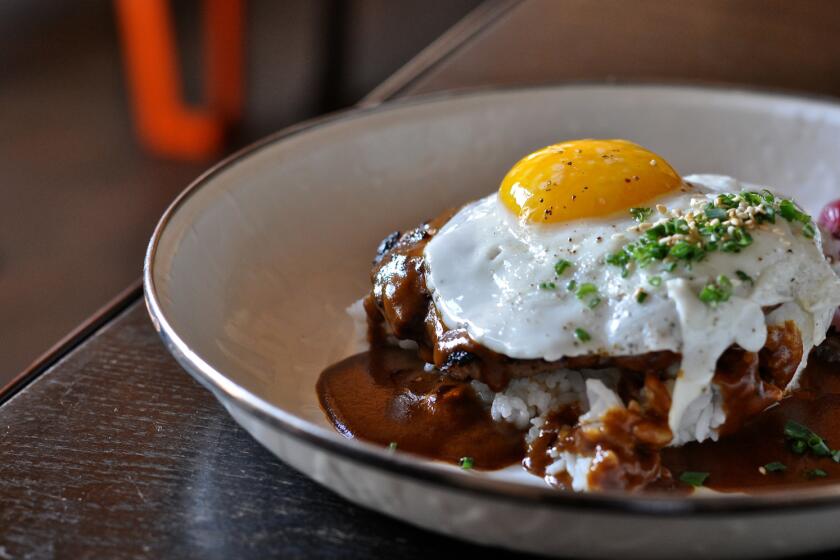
145 85 840 558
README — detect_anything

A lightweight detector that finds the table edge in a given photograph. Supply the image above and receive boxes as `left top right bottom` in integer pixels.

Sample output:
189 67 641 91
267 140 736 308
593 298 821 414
0 280 144 405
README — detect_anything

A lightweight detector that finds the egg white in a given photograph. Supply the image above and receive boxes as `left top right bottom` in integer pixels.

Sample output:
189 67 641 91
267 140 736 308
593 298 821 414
424 175 840 442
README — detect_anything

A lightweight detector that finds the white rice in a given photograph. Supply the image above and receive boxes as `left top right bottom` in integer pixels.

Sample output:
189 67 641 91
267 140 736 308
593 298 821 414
472 371 626 491
545 451 593 492
671 384 725 445
346 298 370 354
472 369 587 431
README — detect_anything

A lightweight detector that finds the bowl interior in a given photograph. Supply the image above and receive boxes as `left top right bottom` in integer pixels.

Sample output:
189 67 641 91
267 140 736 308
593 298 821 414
149 85 840 454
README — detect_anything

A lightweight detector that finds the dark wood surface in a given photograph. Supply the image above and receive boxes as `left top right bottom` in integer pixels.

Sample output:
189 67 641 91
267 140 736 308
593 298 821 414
0 302 536 559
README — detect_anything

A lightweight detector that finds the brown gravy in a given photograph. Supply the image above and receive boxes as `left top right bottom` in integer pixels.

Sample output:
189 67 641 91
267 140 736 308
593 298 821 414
663 355 840 491
317 346 524 470
317 342 840 492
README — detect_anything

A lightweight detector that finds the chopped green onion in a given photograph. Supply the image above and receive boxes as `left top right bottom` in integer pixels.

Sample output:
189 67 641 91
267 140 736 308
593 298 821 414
704 204 728 220
716 194 739 209
554 259 572 276
566 279 577 292
606 251 631 268
649 276 662 287
760 189 776 204
576 283 598 298
740 191 762 206
575 283 601 309
573 328 591 343
669 240 704 261
808 435 833 457
636 289 648 303
605 190 816 279
459 456 474 470
630 207 654 222
784 420 811 440
679 471 709 487
763 461 787 473
539 281 557 290
388 442 397 451
784 420 837 458
735 270 754 285
699 275 732 306
779 199 805 222
758 203 776 224
778 198 816 238
806 468 828 479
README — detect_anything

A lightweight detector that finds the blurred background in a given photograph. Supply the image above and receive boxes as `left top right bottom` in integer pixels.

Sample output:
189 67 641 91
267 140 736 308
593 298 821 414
0 0 480 384
4 0 840 386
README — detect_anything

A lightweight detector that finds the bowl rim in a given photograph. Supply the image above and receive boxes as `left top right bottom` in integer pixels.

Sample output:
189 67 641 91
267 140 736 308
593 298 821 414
144 82 840 517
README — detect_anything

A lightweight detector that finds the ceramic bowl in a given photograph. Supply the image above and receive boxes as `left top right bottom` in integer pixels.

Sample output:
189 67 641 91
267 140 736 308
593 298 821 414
145 85 840 558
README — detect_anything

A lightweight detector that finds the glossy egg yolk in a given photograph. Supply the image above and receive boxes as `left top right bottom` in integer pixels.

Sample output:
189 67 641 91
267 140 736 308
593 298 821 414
499 139 682 223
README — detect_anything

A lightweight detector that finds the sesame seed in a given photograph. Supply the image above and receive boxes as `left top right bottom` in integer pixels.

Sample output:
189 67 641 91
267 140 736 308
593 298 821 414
650 159 657 166
656 204 668 214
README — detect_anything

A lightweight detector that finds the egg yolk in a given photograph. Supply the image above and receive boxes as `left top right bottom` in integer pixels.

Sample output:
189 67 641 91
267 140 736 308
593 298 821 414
499 139 682 223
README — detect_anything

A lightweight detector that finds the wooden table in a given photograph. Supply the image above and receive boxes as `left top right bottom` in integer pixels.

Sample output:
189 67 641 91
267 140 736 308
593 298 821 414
5 1 840 557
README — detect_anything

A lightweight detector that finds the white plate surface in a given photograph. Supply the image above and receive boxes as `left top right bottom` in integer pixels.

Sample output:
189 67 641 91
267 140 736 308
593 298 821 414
146 85 840 558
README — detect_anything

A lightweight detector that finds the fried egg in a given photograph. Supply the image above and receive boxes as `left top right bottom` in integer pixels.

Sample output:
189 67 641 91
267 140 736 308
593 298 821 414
424 139 840 443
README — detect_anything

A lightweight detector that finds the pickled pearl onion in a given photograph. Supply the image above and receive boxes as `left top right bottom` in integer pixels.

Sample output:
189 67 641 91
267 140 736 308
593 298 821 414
818 199 840 239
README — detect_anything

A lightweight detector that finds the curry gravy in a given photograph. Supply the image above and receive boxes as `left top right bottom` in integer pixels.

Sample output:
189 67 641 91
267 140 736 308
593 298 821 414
317 346 524 470
317 341 840 492
662 354 840 491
